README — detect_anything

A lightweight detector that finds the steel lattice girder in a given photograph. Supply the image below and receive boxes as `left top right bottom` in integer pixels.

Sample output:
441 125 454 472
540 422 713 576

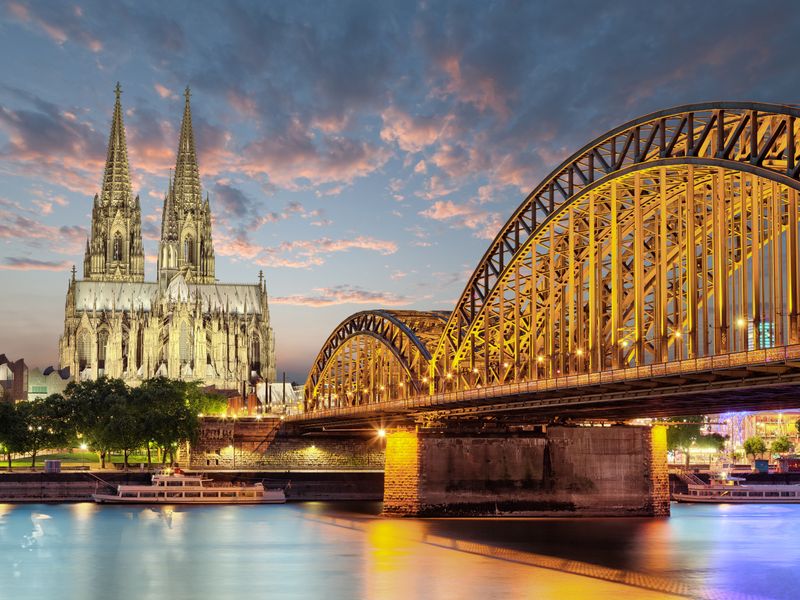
305 310 448 409
431 102 800 391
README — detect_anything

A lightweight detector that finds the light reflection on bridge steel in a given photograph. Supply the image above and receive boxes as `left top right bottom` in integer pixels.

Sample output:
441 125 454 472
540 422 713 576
305 103 800 419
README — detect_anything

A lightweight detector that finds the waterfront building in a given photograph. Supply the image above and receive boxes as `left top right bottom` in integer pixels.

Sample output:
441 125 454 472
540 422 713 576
59 85 276 391
27 366 72 401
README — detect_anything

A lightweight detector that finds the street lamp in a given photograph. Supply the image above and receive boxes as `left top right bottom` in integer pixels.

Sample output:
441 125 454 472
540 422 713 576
80 443 88 470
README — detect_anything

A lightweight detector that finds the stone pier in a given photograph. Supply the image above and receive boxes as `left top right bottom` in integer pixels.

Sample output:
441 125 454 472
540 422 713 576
383 425 669 517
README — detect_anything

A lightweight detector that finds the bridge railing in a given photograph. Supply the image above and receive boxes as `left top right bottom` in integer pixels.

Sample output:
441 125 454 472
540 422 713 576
293 344 800 421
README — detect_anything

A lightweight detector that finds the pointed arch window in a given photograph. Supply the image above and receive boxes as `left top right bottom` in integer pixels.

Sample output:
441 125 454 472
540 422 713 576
113 233 123 261
136 327 144 369
77 331 91 371
180 322 193 365
97 330 109 372
249 332 261 375
184 236 195 266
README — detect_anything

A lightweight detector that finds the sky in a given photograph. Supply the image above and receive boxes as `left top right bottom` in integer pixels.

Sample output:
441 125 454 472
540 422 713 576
1 0 800 383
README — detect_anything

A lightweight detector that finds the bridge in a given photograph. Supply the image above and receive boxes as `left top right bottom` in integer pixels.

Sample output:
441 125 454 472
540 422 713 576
294 102 800 428
285 102 800 517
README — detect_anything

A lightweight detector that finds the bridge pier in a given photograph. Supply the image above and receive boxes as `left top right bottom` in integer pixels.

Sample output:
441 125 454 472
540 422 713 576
383 425 669 517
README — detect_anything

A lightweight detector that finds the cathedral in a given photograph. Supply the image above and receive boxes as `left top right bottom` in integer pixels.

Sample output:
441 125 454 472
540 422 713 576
59 85 276 391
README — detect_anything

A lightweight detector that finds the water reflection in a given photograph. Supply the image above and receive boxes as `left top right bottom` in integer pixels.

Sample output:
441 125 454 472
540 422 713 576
0 502 796 599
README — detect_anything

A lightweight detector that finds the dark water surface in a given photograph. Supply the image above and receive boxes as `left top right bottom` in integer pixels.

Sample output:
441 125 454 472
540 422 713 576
0 501 796 600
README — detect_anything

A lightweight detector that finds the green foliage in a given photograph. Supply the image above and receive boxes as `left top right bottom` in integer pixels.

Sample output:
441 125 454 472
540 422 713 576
3 377 229 470
771 435 794 455
664 416 726 466
13 396 74 467
0 401 27 470
744 436 768 460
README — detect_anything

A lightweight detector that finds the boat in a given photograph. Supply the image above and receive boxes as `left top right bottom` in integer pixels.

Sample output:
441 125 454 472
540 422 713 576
92 468 286 504
674 472 800 503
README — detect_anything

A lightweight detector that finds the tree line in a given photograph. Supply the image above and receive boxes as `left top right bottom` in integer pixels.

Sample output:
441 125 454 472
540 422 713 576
0 377 228 470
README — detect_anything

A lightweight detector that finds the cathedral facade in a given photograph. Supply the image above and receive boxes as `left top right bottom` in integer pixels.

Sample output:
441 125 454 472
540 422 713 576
59 85 276 391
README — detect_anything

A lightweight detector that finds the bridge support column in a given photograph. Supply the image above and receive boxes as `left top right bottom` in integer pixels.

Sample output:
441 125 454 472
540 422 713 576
383 425 669 517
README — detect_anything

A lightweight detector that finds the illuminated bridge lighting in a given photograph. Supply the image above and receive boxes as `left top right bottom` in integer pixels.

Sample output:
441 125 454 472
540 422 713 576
302 102 800 422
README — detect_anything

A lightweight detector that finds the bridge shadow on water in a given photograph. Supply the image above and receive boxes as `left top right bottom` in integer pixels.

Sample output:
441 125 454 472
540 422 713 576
298 501 797 600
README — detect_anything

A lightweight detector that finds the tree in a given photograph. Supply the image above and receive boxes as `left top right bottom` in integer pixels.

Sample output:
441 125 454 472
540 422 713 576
744 436 767 462
16 396 73 468
98 395 145 469
665 416 726 466
64 378 130 468
771 435 794 456
0 402 26 471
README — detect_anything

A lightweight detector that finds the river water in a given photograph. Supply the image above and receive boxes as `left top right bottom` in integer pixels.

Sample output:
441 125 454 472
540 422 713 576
0 501 796 600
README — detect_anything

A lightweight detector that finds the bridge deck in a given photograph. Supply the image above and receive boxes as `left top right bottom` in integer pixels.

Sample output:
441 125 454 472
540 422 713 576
290 345 800 428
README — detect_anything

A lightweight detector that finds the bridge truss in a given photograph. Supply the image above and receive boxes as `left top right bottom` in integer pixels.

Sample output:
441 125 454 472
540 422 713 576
302 102 800 421
306 310 448 410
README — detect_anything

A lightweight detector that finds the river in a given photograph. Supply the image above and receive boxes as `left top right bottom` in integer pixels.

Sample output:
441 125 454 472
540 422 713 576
0 501 796 599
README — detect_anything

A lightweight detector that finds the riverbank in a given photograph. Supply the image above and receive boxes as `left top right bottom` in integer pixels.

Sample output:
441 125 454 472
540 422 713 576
0 470 384 502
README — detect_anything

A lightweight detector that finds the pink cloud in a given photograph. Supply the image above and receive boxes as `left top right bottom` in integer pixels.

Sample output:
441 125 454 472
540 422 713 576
0 208 87 253
380 107 444 153
419 200 502 240
0 257 71 271
271 285 411 307
435 55 511 117
154 84 176 99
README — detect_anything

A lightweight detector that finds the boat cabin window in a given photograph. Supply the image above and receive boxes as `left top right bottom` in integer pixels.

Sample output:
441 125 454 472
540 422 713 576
780 492 796 497
765 492 780 497
748 492 764 497
732 491 747 497
184 492 201 498
167 481 183 487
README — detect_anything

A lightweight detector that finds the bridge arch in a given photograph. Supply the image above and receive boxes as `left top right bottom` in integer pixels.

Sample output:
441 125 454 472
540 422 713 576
432 102 800 391
306 310 449 410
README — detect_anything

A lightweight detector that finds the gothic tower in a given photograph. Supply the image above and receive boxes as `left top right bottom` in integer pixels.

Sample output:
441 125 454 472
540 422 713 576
158 87 216 285
83 83 145 282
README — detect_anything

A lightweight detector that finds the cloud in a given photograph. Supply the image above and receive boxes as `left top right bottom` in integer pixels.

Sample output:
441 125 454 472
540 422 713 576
419 200 502 240
216 232 398 270
0 90 106 194
238 121 391 190
271 285 411 307
0 257 71 271
6 1 103 52
380 107 444 153
154 84 176 99
0 208 87 253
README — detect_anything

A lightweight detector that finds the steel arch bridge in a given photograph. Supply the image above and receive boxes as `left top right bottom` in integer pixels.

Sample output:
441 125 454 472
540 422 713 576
301 102 800 422
306 310 449 410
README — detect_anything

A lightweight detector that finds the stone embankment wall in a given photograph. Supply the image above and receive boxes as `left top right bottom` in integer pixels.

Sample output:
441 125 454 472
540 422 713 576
0 472 149 501
0 471 384 502
191 418 385 471
384 425 669 517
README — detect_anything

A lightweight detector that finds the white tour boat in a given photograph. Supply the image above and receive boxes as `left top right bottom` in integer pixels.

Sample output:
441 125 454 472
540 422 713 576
674 473 800 504
92 469 286 504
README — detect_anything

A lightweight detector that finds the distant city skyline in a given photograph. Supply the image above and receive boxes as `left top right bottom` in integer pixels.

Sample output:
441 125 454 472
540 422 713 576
2 1 800 382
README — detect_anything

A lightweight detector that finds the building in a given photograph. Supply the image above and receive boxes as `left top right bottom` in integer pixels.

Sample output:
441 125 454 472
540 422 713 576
0 354 27 402
59 85 276 391
27 366 72 401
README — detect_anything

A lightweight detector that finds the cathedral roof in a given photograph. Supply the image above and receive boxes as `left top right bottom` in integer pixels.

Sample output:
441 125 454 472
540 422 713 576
100 83 132 205
71 280 265 315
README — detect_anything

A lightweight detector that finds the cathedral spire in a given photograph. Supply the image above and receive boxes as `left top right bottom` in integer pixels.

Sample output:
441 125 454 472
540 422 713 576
158 88 215 285
172 86 201 205
83 84 145 282
101 82 132 206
